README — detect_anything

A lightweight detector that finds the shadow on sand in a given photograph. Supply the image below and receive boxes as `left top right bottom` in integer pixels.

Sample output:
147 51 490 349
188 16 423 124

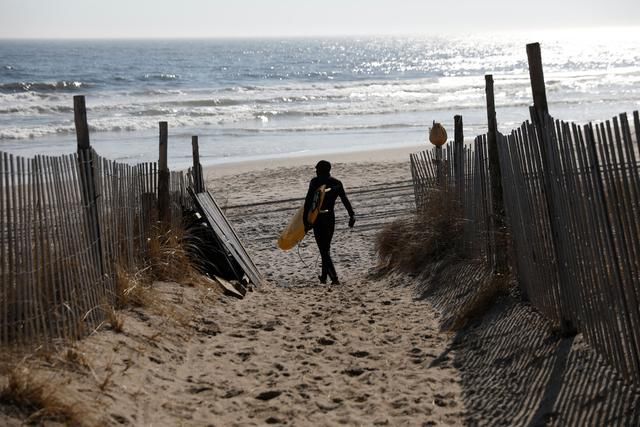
413 260 640 426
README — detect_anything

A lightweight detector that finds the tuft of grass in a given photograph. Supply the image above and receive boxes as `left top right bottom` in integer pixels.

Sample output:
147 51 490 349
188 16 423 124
63 348 91 372
104 306 124 333
100 225 221 333
376 185 464 274
0 366 81 425
97 364 114 392
114 266 154 309
147 227 213 288
450 274 510 331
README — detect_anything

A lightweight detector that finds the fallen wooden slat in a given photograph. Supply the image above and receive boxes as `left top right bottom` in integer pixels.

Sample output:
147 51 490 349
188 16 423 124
190 189 264 287
214 275 245 299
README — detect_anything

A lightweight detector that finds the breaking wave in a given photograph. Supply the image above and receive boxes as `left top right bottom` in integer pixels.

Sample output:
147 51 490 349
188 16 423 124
0 81 92 93
141 73 179 81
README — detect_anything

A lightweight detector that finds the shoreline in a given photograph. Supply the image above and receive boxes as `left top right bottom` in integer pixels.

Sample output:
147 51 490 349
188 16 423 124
202 143 425 178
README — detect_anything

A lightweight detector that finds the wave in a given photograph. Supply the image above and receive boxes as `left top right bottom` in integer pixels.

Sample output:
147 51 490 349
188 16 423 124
222 85 261 92
0 115 225 140
127 88 185 97
141 73 179 81
253 110 330 119
233 122 425 135
0 124 75 140
168 94 344 108
0 81 93 93
171 98 246 107
0 104 78 115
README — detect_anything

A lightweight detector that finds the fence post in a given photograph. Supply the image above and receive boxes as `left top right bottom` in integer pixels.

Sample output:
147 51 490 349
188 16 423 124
454 115 464 200
192 135 204 193
435 145 443 186
158 122 170 227
73 95 104 277
526 42 549 117
485 75 508 274
526 43 576 336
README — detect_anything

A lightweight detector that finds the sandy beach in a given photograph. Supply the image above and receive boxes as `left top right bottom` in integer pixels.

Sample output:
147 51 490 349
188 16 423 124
2 145 640 426
2 3 640 426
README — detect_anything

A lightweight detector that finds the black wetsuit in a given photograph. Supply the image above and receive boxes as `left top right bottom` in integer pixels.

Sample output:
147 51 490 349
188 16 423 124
303 175 354 283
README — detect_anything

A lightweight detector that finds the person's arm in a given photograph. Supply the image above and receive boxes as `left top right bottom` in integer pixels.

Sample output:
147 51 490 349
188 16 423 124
338 182 356 227
302 179 316 230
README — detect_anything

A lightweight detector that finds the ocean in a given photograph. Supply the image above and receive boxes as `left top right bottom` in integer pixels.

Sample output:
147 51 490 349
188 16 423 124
1 28 639 169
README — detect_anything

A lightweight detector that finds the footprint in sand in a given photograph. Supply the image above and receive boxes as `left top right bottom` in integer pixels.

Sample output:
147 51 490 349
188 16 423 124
318 337 335 346
222 388 243 399
255 390 283 401
343 367 365 377
237 351 252 361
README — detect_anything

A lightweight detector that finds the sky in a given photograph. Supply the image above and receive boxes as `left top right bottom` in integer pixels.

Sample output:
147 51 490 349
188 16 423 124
1 0 639 39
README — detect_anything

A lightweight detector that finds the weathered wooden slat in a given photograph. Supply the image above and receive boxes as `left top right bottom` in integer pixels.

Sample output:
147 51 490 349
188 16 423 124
50 156 77 339
137 164 147 254
612 117 640 285
0 153 6 345
104 157 117 271
573 122 628 371
38 156 65 339
127 163 136 269
559 122 615 372
70 152 100 327
60 154 91 335
527 120 563 319
600 121 640 376
15 156 29 344
512 126 542 306
634 111 640 155
587 122 640 376
8 154 22 345
557 120 603 347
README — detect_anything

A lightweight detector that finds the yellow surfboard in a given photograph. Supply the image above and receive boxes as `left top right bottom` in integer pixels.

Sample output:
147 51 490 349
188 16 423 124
277 185 328 250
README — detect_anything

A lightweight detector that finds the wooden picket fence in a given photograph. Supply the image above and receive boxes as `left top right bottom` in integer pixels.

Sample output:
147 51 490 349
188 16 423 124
0 149 189 347
410 136 494 262
499 111 640 380
410 110 640 381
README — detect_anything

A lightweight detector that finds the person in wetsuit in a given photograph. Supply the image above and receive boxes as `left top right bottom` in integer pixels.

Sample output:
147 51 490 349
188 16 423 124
303 160 355 285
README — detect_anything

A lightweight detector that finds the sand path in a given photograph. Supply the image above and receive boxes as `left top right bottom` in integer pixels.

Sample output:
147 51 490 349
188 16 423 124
1 159 467 426
174 160 466 426
169 278 464 426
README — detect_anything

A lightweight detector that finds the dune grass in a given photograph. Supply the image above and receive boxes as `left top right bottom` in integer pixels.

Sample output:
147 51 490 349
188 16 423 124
376 185 464 274
376 185 511 331
102 225 221 332
450 274 511 331
0 366 82 426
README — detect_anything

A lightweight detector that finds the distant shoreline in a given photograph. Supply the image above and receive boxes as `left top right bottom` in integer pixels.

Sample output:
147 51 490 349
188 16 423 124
202 144 424 178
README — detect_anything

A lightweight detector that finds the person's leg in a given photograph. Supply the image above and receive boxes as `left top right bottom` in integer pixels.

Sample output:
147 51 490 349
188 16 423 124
313 217 330 283
313 214 339 283
322 214 338 284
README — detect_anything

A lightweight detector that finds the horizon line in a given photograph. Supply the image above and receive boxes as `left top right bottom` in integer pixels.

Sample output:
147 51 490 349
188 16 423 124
1 25 639 41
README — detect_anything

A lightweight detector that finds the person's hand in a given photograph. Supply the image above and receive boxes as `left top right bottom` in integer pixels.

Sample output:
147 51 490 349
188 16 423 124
348 215 356 228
